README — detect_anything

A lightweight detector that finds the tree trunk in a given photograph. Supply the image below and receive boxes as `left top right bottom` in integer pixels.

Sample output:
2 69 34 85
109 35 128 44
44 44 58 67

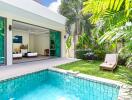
73 19 81 58
73 22 78 58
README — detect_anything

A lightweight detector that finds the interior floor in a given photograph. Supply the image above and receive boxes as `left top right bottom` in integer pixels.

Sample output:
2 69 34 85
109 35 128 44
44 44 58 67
13 55 54 64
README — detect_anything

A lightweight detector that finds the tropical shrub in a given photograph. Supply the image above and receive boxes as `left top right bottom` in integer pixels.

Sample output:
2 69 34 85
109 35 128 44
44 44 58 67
99 22 132 66
76 33 90 49
66 35 72 49
76 33 107 60
75 49 89 59
83 0 132 66
93 49 106 60
126 57 132 68
118 43 132 67
66 35 73 57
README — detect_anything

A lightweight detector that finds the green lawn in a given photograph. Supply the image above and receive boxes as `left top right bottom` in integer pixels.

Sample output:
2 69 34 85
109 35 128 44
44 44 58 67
58 60 132 85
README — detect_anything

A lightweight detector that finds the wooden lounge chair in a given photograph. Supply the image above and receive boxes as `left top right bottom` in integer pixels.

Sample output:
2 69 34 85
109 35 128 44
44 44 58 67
100 54 118 71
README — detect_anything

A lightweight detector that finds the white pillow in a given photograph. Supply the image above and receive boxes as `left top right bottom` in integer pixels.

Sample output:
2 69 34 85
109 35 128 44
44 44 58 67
21 49 28 56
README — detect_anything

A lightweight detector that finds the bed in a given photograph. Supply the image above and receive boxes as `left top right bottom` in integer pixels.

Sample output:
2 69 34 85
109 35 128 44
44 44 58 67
13 53 23 59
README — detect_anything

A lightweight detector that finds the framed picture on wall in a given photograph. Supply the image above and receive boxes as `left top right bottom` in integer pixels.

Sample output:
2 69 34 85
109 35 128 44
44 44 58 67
13 35 23 43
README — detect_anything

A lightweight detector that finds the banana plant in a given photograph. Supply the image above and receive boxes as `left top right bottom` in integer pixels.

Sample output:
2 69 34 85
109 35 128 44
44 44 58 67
66 35 73 57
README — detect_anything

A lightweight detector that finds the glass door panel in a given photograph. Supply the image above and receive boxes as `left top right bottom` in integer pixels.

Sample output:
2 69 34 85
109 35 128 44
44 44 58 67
0 17 6 64
50 30 61 57
55 31 61 57
50 31 56 56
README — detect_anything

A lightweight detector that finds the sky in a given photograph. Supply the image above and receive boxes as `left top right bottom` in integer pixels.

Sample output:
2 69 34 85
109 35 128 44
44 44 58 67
37 0 61 13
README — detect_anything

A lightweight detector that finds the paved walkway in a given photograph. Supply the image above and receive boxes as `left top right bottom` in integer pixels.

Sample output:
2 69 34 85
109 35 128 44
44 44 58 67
0 58 78 81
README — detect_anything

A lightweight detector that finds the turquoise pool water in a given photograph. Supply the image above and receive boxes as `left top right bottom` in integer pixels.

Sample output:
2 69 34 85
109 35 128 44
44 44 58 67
0 70 119 100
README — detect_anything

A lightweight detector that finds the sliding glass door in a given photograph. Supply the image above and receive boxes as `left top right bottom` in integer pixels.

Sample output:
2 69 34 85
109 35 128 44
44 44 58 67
0 17 6 64
50 30 61 57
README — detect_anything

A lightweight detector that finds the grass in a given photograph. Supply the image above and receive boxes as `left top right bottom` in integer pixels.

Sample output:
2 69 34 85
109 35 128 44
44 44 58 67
58 60 132 85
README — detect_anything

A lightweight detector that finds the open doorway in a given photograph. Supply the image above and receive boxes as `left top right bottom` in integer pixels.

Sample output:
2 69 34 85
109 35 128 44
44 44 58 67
12 21 61 64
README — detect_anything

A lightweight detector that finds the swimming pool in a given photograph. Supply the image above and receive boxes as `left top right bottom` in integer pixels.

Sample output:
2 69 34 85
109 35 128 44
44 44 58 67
0 69 120 100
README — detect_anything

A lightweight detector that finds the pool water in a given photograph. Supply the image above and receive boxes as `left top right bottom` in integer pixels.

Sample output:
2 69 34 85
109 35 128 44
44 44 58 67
0 70 119 100
19 84 79 100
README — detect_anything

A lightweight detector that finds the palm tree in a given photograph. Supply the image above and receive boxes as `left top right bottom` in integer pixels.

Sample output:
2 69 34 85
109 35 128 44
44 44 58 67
59 0 92 57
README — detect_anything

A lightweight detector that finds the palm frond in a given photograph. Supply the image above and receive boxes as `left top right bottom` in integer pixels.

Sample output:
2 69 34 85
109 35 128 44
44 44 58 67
83 0 131 24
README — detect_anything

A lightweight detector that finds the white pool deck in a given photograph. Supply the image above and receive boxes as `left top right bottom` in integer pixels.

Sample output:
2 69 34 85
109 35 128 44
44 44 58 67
0 58 79 81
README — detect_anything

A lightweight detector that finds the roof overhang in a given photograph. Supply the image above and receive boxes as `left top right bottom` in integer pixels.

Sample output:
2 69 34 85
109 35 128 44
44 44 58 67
0 0 66 31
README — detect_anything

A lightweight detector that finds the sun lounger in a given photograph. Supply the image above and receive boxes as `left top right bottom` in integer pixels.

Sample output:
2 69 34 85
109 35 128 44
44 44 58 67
100 54 118 71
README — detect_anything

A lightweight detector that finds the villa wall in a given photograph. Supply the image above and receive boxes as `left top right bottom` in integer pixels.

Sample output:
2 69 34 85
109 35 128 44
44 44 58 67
6 18 13 65
12 29 29 52
29 34 35 52
0 0 66 31
29 33 50 55
0 0 67 65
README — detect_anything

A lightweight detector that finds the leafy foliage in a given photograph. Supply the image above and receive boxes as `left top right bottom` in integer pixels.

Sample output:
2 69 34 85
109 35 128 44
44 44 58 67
66 35 72 49
99 22 132 66
76 32 107 60
66 35 73 57
99 22 132 43
76 33 90 49
83 0 132 25
59 0 93 57
75 50 89 59
83 0 132 42
83 0 132 66
126 57 132 68
59 0 93 35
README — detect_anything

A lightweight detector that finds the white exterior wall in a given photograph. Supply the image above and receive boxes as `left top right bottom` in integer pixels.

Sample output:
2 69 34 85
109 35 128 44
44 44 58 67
0 0 66 31
29 35 35 52
1 0 66 25
0 0 67 65
34 34 50 55
6 19 13 65
61 31 66 57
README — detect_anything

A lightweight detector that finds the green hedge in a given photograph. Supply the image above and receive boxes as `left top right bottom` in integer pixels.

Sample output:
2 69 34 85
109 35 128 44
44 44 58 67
76 50 89 59
93 49 106 60
76 49 106 60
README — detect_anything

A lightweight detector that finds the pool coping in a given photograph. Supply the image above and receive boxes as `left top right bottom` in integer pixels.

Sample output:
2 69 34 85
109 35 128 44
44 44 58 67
49 68 132 100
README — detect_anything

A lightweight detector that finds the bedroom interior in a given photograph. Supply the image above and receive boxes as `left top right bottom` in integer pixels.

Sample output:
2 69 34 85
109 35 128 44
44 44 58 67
12 21 61 64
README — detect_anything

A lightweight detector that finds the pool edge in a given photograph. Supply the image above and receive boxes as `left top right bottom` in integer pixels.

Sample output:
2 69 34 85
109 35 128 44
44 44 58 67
49 68 132 100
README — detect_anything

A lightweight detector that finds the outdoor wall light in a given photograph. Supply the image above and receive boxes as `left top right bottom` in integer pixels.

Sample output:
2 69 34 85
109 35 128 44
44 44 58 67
64 35 67 39
9 25 12 31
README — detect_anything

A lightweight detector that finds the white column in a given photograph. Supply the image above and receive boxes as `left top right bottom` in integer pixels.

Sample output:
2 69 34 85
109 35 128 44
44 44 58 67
61 31 66 57
6 18 12 65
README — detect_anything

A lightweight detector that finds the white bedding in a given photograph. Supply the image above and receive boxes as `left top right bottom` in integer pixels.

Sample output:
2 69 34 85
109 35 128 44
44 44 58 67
27 53 38 57
13 53 22 58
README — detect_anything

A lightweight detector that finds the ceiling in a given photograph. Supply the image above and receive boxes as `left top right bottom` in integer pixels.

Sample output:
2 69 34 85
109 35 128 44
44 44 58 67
12 21 49 35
